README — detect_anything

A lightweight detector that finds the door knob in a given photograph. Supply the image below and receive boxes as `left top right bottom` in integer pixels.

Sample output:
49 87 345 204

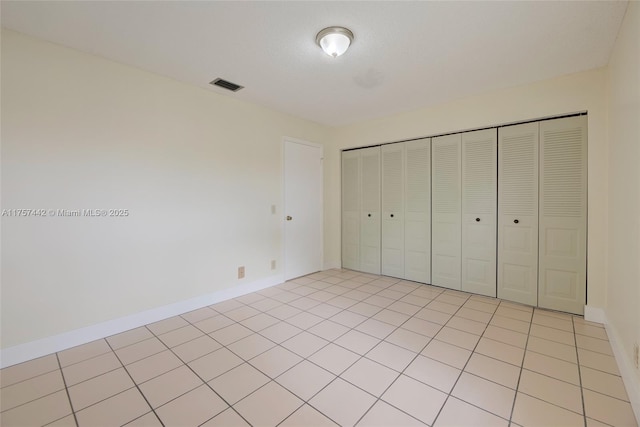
286 216 292 221
390 214 394 218
475 218 480 222
513 219 519 224
368 213 371 217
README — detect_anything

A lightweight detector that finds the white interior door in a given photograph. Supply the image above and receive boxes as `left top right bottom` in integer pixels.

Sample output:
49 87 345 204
432 134 462 290
382 143 405 278
360 147 381 274
538 116 587 315
341 150 360 271
498 123 539 306
404 138 431 283
285 139 323 280
462 129 497 297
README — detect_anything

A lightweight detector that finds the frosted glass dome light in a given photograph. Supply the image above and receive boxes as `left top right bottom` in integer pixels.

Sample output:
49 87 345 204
316 27 354 58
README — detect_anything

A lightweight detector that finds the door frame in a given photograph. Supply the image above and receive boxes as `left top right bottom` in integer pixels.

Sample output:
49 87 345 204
282 137 324 281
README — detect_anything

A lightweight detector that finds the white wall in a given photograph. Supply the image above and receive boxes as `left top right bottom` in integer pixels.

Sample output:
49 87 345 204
1 29 328 349
2 14 637 405
606 0 640 398
326 68 609 311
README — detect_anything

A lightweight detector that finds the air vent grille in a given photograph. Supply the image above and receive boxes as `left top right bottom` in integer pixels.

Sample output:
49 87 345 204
210 78 244 92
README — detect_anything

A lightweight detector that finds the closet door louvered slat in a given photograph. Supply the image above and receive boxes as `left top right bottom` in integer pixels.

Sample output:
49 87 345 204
498 122 539 306
538 116 587 314
360 147 381 274
431 134 462 290
382 144 405 278
404 139 431 283
462 129 497 297
341 151 361 271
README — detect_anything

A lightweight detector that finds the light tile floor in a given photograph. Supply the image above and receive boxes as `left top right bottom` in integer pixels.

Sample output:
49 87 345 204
1 269 637 426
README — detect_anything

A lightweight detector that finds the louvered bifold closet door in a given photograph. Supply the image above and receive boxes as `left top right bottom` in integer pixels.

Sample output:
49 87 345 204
431 134 462 290
462 129 497 297
382 143 405 278
404 139 431 283
359 147 381 274
538 116 587 315
498 122 539 306
341 150 361 270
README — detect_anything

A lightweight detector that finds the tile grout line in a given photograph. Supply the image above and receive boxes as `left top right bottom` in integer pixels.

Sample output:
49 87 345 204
430 294 510 426
301 280 434 427
141 325 254 427
573 316 589 427
2 269 630 427
206 272 384 426
240 280 510 422
505 303 535 425
104 335 167 427
356 289 518 425
265 275 439 426
131 274 620 424
0 372 75 417
55 352 80 427
500 317 608 421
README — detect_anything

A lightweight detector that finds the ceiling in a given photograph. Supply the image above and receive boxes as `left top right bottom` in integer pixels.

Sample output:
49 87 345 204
0 1 629 127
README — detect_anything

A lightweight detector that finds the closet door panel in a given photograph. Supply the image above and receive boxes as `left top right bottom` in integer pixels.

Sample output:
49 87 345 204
404 139 431 283
359 147 381 274
342 151 361 271
432 134 462 290
538 116 587 315
462 129 497 297
382 144 404 278
498 123 539 306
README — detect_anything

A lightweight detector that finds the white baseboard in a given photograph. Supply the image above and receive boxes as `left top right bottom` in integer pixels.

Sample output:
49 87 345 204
584 305 606 324
0 274 284 369
600 313 640 423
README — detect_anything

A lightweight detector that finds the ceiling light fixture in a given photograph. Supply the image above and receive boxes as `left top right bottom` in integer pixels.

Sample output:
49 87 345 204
316 26 354 58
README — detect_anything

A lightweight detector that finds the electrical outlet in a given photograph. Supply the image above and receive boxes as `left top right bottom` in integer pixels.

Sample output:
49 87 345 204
634 343 639 369
271 260 276 270
238 266 245 279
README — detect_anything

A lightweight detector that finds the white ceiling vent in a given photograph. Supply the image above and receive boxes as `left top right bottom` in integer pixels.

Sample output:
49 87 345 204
209 78 244 92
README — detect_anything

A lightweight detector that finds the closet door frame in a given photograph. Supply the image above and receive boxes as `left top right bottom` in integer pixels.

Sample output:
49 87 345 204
431 134 462 290
497 122 540 307
538 116 587 315
359 147 382 275
341 150 361 271
404 138 432 283
381 143 405 278
461 129 497 297
341 113 588 316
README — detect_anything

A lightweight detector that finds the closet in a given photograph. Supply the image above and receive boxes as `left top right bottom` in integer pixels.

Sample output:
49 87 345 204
497 122 539 306
462 129 498 297
431 129 498 296
381 139 431 282
341 147 381 274
537 116 587 314
431 134 461 289
341 114 587 315
497 116 587 314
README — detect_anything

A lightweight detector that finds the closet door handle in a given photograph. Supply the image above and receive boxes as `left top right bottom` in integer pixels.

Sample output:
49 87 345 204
513 219 519 224
367 213 371 217
390 214 394 218
475 218 480 222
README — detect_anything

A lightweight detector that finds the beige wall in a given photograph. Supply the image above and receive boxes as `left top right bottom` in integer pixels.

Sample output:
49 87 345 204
606 0 640 387
326 68 608 310
1 30 328 348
